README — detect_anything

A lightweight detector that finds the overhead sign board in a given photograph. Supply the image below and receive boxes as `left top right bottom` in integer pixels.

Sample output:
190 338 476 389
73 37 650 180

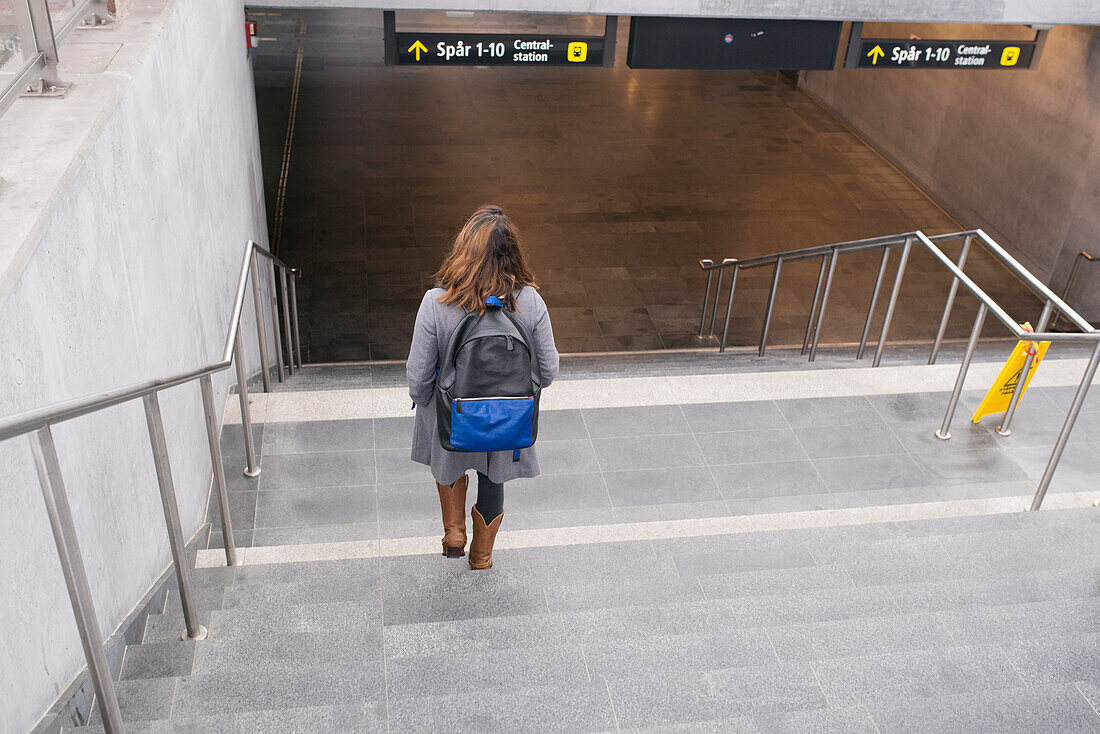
854 39 1037 69
627 18 842 70
392 32 605 66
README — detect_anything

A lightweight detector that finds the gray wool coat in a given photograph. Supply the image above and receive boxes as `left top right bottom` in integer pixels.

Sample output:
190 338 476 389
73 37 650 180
406 286 560 485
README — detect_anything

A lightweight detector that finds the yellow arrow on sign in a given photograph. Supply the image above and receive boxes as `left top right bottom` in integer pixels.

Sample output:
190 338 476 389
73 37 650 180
408 40 428 61
867 45 885 65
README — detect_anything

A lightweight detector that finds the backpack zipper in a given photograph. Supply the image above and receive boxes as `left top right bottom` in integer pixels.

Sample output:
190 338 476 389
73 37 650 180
454 396 533 413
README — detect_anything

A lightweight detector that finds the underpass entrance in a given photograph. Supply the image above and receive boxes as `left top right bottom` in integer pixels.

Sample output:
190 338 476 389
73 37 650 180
250 9 1042 362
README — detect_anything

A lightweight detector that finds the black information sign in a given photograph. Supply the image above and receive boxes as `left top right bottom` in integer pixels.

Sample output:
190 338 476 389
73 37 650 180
394 32 605 66
853 39 1037 69
627 18 842 70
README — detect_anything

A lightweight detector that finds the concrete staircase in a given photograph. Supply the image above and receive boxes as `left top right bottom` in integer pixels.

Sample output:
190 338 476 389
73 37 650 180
65 350 1100 732
71 507 1099 732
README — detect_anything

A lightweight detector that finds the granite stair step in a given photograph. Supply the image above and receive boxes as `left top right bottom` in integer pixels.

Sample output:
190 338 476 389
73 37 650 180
386 681 619 732
65 504 1099 732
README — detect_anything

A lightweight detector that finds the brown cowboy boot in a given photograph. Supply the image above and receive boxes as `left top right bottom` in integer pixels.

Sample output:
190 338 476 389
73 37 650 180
468 505 503 570
436 474 469 557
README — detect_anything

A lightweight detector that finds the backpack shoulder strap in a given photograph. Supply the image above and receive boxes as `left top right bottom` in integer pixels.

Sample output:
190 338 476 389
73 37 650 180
437 310 481 392
501 309 542 390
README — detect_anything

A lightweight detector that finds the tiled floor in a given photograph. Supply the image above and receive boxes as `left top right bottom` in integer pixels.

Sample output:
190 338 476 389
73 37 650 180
207 384 1099 550
251 9 1044 361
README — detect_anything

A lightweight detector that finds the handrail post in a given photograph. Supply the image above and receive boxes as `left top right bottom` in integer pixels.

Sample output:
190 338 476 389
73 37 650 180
759 257 783 357
288 270 303 369
268 260 286 382
872 236 913 367
709 267 725 338
1051 252 1095 331
935 303 987 440
199 375 239 566
248 254 275 390
28 426 125 734
719 264 739 353
25 0 60 64
803 255 829 356
697 262 714 340
808 248 839 363
141 393 208 641
929 235 972 365
997 300 1054 436
1029 339 1100 510
857 247 891 360
278 267 295 376
233 332 261 478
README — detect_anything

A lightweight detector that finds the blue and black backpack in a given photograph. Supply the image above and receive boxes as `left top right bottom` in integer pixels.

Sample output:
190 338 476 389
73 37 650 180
436 295 542 461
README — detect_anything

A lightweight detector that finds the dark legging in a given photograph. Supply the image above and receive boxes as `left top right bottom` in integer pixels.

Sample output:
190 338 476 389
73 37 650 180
475 472 504 522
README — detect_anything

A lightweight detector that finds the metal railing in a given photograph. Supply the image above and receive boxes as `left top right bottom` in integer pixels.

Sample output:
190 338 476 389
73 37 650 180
1 0 108 118
698 229 1100 513
1051 251 1097 330
0 240 301 734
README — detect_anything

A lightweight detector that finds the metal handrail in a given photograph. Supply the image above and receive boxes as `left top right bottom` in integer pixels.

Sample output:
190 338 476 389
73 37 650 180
697 228 1100 516
1 239 302 734
1051 251 1098 330
0 243 299 440
697 228 1096 353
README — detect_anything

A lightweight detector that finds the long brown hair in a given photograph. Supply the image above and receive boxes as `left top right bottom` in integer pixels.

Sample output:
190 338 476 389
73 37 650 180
435 205 538 313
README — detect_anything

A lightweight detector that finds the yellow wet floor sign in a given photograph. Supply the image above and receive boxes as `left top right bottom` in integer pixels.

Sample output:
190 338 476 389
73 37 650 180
972 323 1050 422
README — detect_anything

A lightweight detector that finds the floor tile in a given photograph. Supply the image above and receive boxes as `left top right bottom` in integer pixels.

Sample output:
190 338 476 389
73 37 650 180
592 434 706 471
767 613 954 663
601 466 721 506
263 419 373 454
910 448 1027 486
813 453 930 493
813 644 1024 707
493 470 607 510
776 396 885 429
695 429 808 465
680 400 788 433
865 683 1100 734
535 439 601 474
794 424 905 458
581 404 690 437
258 450 376 490
710 460 828 500
255 485 376 529
1000 632 1100 685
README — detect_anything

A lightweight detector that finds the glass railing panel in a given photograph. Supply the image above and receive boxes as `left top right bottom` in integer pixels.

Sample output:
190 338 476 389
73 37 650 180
46 0 79 33
1 0 37 92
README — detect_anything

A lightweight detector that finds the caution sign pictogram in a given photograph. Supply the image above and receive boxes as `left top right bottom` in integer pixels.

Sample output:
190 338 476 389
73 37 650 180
971 323 1050 422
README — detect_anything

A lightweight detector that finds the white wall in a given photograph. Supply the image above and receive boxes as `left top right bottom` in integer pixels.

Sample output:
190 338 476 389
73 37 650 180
800 25 1100 321
0 0 271 731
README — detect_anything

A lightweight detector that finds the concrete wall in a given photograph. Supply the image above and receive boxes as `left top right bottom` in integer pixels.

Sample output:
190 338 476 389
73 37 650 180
0 0 271 731
800 24 1100 321
250 0 1100 25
